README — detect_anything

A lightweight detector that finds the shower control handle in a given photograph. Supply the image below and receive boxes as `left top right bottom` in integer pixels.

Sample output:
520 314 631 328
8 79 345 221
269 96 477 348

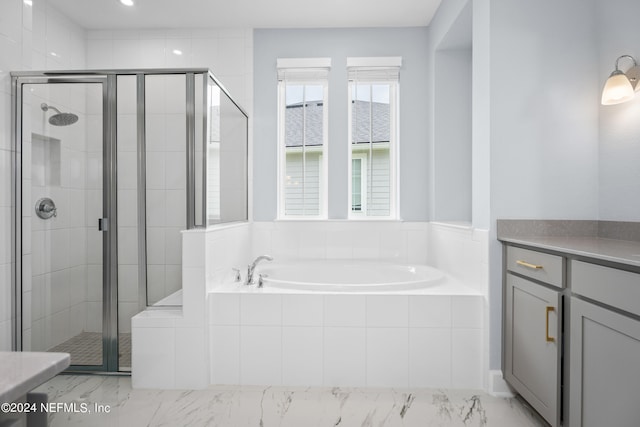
35 198 57 220
98 218 109 232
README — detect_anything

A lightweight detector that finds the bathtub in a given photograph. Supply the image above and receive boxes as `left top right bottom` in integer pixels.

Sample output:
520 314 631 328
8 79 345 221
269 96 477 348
257 261 445 292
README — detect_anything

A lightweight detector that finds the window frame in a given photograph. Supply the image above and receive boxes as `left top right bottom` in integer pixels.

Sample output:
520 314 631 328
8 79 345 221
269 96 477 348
276 75 329 220
347 74 400 220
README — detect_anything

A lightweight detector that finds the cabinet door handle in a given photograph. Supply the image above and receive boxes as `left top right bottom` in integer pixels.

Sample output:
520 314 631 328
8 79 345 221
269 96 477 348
516 260 543 270
545 306 556 343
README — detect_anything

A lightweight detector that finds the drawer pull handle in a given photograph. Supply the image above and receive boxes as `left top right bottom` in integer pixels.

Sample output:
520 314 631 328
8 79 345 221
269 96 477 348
545 306 556 343
516 260 543 270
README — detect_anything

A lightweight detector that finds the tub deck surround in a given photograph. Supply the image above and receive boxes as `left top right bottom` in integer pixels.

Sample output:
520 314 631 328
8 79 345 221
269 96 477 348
208 275 484 389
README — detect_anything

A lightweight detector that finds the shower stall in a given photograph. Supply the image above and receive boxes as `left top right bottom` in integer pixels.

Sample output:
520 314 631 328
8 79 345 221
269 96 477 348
10 69 248 372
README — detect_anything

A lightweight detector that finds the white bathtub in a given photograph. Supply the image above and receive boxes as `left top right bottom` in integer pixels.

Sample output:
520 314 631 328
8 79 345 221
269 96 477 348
257 261 445 292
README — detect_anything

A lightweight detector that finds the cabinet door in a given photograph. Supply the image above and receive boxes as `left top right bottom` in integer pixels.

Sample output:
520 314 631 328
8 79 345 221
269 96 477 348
505 273 561 426
570 298 640 427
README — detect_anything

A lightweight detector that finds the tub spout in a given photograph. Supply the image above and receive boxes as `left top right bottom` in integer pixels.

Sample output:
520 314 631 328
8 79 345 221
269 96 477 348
245 255 273 285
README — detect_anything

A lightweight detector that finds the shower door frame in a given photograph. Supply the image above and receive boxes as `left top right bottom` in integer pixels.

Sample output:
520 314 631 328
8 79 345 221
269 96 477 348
11 73 120 372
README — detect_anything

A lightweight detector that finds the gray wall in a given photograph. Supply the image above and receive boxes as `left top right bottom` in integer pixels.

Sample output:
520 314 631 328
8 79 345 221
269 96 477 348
429 0 601 371
253 27 429 220
598 0 640 221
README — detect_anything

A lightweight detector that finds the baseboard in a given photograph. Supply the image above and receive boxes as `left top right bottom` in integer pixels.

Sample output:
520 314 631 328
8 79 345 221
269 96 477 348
487 370 515 397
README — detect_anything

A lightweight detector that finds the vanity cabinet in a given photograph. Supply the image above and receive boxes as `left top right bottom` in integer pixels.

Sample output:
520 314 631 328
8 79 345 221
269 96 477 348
504 246 563 427
569 261 640 427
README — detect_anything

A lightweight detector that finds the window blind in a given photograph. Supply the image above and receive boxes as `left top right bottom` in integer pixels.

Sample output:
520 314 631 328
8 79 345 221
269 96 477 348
347 56 402 82
277 58 331 82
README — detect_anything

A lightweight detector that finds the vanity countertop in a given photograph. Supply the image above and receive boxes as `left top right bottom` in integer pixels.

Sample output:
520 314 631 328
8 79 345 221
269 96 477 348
499 235 640 268
0 351 70 404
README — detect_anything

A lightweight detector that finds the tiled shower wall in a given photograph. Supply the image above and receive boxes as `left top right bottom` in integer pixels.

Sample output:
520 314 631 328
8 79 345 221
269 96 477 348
86 28 253 314
0 0 86 351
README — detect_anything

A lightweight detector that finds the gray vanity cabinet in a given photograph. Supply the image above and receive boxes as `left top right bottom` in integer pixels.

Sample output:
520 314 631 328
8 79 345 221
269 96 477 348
569 261 640 427
504 246 563 427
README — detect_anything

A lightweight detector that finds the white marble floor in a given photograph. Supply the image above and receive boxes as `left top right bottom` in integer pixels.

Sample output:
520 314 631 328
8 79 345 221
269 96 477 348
34 375 547 427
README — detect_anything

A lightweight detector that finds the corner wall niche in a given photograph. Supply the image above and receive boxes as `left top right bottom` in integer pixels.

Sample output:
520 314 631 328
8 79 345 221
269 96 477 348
433 1 472 223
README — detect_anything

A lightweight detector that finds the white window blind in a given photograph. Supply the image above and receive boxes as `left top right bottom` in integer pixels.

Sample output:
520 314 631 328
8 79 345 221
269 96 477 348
277 58 331 82
347 57 402 82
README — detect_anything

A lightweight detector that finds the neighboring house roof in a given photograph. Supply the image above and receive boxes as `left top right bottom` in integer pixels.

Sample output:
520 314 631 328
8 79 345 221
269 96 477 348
285 100 390 147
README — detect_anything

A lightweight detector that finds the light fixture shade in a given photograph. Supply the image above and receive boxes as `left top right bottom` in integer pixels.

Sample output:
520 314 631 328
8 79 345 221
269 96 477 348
602 70 635 105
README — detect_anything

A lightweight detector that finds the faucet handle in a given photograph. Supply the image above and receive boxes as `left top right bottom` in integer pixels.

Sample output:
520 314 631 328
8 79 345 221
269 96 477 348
258 274 268 288
232 268 241 283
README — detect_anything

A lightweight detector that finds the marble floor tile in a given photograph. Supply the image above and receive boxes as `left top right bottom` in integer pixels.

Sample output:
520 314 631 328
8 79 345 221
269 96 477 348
33 376 547 426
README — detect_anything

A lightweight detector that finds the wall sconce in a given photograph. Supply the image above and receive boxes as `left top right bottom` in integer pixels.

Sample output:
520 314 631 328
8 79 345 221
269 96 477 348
602 55 640 105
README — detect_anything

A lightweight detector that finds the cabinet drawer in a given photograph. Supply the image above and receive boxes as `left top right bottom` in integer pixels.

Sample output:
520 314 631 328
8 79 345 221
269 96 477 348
571 260 640 318
506 246 563 288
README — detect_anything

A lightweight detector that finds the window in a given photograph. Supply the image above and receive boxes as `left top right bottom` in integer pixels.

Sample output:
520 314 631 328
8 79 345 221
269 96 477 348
277 58 330 218
347 57 400 218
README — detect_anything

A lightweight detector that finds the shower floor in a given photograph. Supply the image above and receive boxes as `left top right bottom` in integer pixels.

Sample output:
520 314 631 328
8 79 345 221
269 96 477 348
49 332 132 369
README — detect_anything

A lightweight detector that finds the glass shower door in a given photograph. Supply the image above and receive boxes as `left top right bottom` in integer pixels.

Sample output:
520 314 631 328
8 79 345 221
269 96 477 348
20 78 115 370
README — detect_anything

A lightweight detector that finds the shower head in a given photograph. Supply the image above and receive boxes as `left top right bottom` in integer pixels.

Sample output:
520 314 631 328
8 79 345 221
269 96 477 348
40 103 79 126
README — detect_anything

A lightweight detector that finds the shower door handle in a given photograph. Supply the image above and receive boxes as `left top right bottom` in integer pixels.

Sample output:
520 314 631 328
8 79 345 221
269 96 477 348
98 218 109 232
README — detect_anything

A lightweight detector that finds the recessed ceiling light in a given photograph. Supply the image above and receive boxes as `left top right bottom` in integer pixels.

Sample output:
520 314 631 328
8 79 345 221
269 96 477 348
172 49 183 56
119 0 134 6
24 0 33 6
50 52 59 57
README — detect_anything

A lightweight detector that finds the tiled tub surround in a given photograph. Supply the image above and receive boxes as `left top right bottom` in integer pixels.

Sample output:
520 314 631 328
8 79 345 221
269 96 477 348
133 221 489 390
209 285 483 389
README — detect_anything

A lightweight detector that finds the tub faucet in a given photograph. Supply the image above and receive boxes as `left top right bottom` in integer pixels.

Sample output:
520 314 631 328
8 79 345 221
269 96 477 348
245 255 273 285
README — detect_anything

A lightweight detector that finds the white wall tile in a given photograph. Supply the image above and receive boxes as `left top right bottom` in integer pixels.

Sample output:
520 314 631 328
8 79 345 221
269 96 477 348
132 327 176 389
366 328 408 387
175 327 208 389
366 295 408 328
409 328 452 388
409 295 452 328
165 190 186 227
68 265 86 306
50 269 70 314
240 326 281 385
451 328 483 389
209 293 240 325
0 320 11 351
282 326 323 386
282 294 323 326
210 325 240 384
139 38 165 68
146 227 165 265
323 327 366 387
118 226 138 265
352 230 380 259
182 231 205 268
324 295 365 327
117 265 138 303
452 296 483 329
298 231 326 259
0 264 11 322
240 294 281 325
145 151 165 190
118 302 139 334
326 231 352 259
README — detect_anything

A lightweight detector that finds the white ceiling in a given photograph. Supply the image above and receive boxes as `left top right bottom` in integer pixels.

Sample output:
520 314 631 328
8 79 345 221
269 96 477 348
47 0 442 30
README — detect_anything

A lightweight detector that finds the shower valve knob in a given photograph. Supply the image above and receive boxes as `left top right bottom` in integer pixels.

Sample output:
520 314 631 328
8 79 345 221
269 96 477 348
35 198 57 220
